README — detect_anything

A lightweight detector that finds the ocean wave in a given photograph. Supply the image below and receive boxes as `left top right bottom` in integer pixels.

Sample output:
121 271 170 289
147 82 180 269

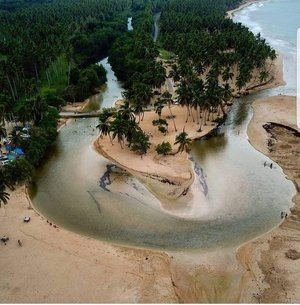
233 1 296 55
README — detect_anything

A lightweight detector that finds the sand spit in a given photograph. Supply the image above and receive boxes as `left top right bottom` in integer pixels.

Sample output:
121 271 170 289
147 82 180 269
94 54 284 201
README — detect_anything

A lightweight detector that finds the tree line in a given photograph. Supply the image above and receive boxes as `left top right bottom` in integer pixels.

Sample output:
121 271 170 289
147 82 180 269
96 0 276 161
0 0 146 204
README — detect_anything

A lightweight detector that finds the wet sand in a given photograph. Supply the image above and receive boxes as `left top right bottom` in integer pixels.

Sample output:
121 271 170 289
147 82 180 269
0 13 293 303
94 54 284 200
0 186 250 303
238 95 300 302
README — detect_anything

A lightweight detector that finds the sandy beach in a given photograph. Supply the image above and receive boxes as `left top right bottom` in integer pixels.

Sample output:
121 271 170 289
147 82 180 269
1 94 298 303
238 95 300 303
0 1 297 301
227 0 261 19
94 54 284 201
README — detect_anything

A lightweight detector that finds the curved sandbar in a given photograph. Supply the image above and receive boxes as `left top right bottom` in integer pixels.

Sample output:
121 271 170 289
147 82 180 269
94 55 284 201
94 105 217 200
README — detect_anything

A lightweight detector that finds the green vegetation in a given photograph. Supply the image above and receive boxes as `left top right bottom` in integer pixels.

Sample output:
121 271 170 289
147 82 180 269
0 0 143 203
174 132 192 153
158 48 172 60
96 0 276 160
156 141 172 155
109 1 166 111
96 103 151 156
0 0 277 206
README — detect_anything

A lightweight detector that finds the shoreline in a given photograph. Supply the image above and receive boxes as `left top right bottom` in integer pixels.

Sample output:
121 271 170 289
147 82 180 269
1 2 298 303
227 0 261 19
237 95 300 302
93 54 284 201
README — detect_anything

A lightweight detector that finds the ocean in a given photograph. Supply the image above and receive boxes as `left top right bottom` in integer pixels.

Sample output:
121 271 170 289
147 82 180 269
233 0 300 94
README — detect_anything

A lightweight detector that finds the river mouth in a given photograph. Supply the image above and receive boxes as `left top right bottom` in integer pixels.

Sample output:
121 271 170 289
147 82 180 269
29 9 296 251
28 79 294 251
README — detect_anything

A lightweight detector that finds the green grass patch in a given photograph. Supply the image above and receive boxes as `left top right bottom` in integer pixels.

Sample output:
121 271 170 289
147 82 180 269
158 48 172 60
40 55 69 95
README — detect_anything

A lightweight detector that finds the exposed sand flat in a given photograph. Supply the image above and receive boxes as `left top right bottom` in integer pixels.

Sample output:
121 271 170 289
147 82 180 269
94 55 284 200
238 95 300 303
94 105 218 200
0 187 248 303
0 187 179 303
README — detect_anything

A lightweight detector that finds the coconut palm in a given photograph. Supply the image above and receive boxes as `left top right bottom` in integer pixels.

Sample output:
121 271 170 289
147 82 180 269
130 130 151 158
156 141 172 155
0 188 9 207
109 114 126 149
118 100 135 122
174 131 192 154
161 91 177 131
96 116 113 144
132 101 144 123
154 99 164 118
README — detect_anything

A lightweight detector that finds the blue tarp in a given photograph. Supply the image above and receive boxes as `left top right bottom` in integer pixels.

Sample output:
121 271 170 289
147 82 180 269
14 148 25 155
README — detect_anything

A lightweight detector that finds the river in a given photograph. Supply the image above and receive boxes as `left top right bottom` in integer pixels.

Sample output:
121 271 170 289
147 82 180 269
29 9 296 251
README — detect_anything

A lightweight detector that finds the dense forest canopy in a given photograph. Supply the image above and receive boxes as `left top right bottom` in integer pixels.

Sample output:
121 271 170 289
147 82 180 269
159 0 275 85
0 0 137 197
0 0 276 202
98 0 276 158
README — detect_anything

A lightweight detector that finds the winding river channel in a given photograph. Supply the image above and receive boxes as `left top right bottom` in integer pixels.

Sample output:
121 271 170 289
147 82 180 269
29 10 296 251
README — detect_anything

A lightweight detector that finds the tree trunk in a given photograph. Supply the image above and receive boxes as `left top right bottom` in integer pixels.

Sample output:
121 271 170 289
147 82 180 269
185 106 189 123
12 77 18 99
68 64 71 86
34 63 39 81
168 103 177 132
108 133 114 145
6 75 16 101
46 70 51 86
190 106 195 122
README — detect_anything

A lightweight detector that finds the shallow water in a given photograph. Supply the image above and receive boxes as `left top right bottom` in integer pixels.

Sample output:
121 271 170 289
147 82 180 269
30 7 297 250
233 0 298 94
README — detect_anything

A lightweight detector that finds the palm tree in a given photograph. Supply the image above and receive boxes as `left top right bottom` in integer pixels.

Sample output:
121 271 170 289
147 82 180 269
174 131 192 154
0 189 9 207
177 80 193 123
132 101 144 123
259 70 270 83
96 116 113 144
124 119 140 148
156 141 172 155
0 124 7 140
130 130 151 158
222 67 234 84
161 91 177 132
118 100 135 122
109 114 126 149
154 99 164 118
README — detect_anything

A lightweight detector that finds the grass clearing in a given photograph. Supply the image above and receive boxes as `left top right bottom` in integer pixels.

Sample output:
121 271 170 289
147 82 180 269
40 55 69 95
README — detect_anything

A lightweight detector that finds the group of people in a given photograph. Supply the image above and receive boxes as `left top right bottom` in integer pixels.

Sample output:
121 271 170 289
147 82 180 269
264 161 273 168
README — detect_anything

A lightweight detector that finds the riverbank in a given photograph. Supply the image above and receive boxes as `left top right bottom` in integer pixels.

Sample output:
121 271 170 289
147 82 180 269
0 186 178 302
0 185 257 303
94 54 284 201
1 95 298 303
238 95 300 302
